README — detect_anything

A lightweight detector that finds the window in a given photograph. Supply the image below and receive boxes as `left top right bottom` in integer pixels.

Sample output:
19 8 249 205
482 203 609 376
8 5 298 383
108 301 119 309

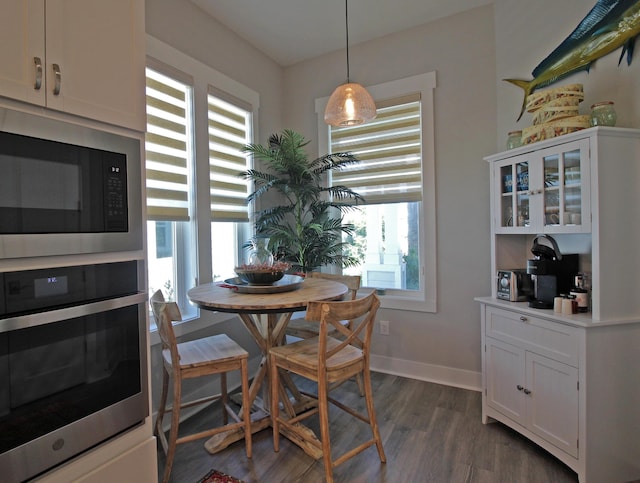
145 65 197 319
145 36 259 328
316 72 437 312
208 92 252 281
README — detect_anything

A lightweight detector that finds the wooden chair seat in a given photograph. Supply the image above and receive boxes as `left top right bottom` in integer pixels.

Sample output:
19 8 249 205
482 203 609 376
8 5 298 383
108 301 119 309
166 334 248 370
269 292 386 483
268 336 364 379
151 290 252 483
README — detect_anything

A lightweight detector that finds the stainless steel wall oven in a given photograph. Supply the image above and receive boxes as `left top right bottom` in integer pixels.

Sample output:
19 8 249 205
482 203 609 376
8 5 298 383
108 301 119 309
0 261 148 482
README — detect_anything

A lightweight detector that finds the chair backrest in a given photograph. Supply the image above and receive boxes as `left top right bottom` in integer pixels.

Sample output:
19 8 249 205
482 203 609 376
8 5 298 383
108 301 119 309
305 292 380 367
307 272 361 332
307 272 361 301
150 290 182 362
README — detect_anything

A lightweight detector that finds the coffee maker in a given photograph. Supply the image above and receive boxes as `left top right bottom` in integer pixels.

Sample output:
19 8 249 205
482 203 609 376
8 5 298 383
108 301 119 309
526 235 579 309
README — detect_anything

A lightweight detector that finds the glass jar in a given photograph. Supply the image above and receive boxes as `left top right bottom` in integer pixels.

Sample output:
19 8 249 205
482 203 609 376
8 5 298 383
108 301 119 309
506 130 523 150
248 236 273 266
590 101 617 127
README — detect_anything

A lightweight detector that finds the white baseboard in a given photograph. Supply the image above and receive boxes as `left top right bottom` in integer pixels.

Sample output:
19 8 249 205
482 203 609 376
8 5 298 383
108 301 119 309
370 354 482 392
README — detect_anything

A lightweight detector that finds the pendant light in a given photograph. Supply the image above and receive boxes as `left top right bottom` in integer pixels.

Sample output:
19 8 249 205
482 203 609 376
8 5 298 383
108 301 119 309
324 0 376 127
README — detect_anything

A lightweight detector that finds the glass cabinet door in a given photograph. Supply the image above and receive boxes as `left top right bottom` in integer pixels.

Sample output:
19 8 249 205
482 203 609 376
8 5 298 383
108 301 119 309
498 161 530 229
494 138 589 234
541 142 589 231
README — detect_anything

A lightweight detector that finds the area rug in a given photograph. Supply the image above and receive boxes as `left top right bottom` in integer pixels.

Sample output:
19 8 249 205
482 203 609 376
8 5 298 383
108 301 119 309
198 469 245 483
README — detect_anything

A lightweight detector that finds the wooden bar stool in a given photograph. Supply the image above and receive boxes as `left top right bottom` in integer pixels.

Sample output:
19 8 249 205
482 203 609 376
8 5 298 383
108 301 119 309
285 272 364 396
269 292 386 483
151 290 252 483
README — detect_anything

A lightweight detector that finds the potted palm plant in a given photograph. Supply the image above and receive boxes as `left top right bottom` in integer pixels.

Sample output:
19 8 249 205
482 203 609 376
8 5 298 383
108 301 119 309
240 129 365 273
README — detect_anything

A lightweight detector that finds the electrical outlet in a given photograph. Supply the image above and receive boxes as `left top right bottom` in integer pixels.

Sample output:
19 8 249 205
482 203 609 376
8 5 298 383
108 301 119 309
379 320 390 335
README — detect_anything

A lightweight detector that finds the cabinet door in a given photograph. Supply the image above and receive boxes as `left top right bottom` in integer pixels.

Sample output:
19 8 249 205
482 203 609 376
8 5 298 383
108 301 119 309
492 138 591 234
538 139 591 234
0 0 46 106
44 0 145 130
494 155 533 233
485 337 525 423
526 352 579 457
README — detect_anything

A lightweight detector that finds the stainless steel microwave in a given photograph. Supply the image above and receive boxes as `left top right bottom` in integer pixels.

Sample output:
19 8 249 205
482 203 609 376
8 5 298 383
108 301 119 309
0 108 142 259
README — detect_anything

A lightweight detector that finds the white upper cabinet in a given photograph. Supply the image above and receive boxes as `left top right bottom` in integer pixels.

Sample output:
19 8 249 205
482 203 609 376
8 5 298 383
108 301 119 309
490 138 591 234
0 0 145 131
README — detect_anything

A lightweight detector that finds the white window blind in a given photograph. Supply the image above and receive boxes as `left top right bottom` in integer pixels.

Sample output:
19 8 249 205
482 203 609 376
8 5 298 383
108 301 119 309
145 67 191 221
330 94 422 204
208 90 251 222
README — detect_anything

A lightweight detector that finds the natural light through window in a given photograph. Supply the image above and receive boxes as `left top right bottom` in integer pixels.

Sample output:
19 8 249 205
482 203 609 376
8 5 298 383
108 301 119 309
331 98 423 291
317 72 436 311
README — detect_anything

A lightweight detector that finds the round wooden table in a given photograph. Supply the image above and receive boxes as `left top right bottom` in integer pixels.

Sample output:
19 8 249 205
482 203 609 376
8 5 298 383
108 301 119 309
187 276 348 457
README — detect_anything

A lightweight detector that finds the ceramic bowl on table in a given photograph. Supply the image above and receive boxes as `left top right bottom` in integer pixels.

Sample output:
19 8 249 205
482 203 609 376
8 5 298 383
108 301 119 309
234 261 290 285
234 268 285 285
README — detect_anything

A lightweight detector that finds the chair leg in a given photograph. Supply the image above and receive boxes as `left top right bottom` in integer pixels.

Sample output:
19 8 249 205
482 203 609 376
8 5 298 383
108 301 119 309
155 370 169 440
240 358 252 458
162 375 182 483
362 367 386 463
221 372 228 425
355 373 365 397
317 380 334 483
269 354 280 452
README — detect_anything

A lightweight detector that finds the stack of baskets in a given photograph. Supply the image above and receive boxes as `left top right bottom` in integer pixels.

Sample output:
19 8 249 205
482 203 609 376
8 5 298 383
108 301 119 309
521 83 590 144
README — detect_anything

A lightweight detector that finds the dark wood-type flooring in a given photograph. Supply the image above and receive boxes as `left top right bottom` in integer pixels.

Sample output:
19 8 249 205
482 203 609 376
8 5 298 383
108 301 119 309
156 372 578 483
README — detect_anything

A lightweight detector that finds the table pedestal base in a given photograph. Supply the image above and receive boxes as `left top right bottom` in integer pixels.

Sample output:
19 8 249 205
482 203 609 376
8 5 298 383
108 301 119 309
204 410 270 454
205 393 322 460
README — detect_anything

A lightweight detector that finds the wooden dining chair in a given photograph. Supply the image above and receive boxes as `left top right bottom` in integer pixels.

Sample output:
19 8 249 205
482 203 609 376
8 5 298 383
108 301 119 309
269 292 386 483
286 272 364 396
150 290 252 483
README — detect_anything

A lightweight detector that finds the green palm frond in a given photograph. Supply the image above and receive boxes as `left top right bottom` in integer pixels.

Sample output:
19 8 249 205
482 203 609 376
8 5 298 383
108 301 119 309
240 129 366 273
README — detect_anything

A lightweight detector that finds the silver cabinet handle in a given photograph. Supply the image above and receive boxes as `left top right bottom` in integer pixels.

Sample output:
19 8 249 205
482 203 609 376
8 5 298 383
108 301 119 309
33 57 42 90
52 63 61 95
519 316 528 322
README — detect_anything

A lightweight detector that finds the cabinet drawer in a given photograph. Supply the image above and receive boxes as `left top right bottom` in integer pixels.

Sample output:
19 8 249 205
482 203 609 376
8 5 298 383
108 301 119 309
485 306 579 367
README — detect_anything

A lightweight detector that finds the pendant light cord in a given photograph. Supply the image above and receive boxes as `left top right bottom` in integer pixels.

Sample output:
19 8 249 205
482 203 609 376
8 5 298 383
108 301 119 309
345 0 350 83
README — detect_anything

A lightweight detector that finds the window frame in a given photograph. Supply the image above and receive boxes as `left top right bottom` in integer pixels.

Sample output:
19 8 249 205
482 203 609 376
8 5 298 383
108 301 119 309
144 61 198 322
146 35 260 339
315 72 437 312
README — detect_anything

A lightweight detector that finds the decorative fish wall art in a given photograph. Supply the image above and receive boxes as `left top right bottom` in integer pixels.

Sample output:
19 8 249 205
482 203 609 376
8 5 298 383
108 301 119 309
505 0 640 120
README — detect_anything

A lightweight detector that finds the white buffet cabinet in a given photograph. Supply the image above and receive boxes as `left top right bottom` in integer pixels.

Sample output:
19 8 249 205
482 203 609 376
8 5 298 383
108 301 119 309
477 127 640 483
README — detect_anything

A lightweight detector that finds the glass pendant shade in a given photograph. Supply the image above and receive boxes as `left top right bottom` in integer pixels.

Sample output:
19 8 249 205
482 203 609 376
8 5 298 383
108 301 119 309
324 82 377 126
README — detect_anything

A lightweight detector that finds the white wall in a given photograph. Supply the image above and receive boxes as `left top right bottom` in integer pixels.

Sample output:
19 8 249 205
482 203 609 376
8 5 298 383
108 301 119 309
283 5 497 389
145 0 640 391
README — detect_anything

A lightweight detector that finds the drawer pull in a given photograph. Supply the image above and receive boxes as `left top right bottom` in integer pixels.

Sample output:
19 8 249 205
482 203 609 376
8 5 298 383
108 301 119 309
517 385 524 391
524 388 532 395
519 316 528 322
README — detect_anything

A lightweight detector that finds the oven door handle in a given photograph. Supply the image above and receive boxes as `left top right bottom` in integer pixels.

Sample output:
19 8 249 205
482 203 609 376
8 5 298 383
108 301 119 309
0 292 148 333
